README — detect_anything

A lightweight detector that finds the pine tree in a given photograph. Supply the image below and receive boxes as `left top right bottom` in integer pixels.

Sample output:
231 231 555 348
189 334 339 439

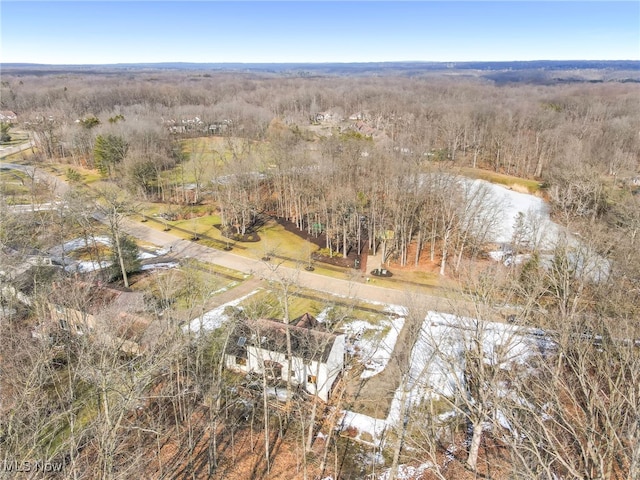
109 233 141 283
0 122 11 143
94 134 128 177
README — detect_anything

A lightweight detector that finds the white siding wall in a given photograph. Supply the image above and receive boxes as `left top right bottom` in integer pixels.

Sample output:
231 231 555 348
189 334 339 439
226 335 346 402
315 334 346 401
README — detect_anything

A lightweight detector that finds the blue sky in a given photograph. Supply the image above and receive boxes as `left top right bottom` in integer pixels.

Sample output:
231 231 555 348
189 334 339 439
1 1 638 64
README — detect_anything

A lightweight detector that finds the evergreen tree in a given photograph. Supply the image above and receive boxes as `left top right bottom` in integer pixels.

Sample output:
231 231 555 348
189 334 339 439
94 134 128 177
79 116 100 129
0 122 11 143
109 233 141 282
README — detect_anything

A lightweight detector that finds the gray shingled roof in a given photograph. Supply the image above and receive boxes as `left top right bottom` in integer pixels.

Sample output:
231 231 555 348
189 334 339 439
226 315 339 363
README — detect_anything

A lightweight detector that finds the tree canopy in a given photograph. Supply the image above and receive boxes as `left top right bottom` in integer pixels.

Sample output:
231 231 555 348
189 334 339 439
94 134 128 177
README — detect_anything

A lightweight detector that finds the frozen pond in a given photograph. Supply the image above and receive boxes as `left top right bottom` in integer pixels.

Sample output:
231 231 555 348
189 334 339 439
472 179 558 247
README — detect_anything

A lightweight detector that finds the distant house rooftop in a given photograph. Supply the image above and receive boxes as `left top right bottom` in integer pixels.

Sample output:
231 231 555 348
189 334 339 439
48 280 145 315
0 111 18 123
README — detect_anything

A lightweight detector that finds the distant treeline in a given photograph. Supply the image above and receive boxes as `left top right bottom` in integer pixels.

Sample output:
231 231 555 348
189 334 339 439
2 60 639 84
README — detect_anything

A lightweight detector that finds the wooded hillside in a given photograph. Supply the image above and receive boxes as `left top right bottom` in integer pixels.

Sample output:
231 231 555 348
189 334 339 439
1 67 638 479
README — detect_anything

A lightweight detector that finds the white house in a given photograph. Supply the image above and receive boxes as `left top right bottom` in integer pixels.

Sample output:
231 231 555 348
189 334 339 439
225 313 345 402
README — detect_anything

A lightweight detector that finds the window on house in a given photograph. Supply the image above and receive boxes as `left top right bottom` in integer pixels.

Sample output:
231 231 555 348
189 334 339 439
307 375 317 384
264 360 282 380
59 319 68 331
235 356 247 366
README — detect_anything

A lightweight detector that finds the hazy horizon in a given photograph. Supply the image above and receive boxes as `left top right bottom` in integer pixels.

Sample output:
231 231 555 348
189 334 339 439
2 60 639 67
1 1 638 65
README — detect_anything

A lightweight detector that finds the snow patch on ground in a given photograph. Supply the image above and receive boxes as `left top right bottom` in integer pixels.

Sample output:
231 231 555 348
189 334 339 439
343 315 406 379
341 310 541 447
146 245 176 257
315 307 330 324
339 410 388 446
495 409 513 433
405 312 533 397
211 281 240 295
386 311 537 426
185 289 260 333
140 262 179 271
65 260 112 273
378 462 434 480
356 299 407 317
50 235 111 257
265 386 290 402
49 236 183 274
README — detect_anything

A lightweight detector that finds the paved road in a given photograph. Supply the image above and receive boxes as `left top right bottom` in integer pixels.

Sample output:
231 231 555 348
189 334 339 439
1 161 70 198
114 213 458 312
0 139 35 159
2 138 69 199
2 152 465 314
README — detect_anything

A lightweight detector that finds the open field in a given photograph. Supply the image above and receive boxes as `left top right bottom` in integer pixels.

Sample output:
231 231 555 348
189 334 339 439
0 169 31 196
0 130 29 147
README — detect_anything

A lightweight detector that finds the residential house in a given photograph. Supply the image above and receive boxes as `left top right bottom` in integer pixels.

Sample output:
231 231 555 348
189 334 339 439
313 111 343 124
44 280 148 355
0 111 18 124
0 245 63 309
169 125 187 134
348 112 368 122
208 121 230 135
353 121 376 137
225 313 345 402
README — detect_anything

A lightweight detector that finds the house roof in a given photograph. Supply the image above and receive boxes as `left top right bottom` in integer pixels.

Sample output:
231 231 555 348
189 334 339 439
227 314 340 363
48 280 145 315
293 312 319 329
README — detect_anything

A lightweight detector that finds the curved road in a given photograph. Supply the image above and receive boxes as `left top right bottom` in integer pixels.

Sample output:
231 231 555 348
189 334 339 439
2 138 70 209
2 147 466 314
0 138 35 159
114 213 458 312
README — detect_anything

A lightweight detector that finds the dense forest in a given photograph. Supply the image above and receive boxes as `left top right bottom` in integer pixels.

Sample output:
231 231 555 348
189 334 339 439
0 66 639 479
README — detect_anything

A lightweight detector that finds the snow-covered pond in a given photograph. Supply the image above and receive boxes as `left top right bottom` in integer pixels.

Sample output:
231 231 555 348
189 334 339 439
465 179 609 280
471 179 558 247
